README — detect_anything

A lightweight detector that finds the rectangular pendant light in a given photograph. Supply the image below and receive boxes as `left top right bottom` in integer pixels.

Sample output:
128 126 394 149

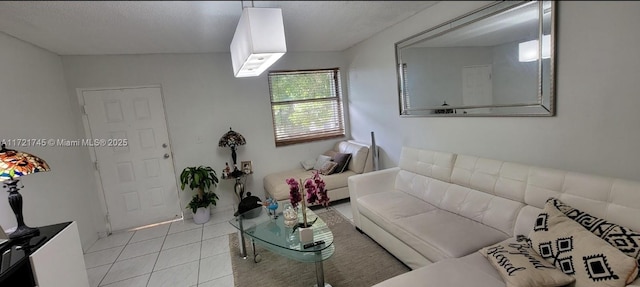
518 34 551 62
230 7 286 78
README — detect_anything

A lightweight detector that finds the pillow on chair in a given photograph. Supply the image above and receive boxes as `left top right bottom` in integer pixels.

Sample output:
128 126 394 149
301 158 316 170
324 150 337 158
312 155 332 171
318 161 338 175
331 153 352 174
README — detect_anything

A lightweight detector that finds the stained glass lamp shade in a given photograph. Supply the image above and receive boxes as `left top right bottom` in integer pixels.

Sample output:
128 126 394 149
218 127 246 165
0 144 50 239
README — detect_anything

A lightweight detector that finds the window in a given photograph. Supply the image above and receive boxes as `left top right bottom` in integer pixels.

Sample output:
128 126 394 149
268 68 345 146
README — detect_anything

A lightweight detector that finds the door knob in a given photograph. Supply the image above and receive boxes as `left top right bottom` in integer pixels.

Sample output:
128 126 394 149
164 153 170 159
162 143 168 148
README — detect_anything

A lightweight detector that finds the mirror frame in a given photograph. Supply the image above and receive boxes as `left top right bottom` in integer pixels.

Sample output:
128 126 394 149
396 1 556 117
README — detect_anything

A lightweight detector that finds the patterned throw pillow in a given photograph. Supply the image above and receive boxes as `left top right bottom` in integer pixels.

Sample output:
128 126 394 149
480 237 575 287
529 201 639 287
318 161 338 175
547 198 640 268
312 155 332 171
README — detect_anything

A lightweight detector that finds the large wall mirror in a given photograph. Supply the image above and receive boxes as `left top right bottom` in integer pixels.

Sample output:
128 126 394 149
396 1 555 116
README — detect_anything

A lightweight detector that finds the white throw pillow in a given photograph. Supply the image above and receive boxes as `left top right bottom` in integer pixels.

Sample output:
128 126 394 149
312 155 332 171
300 158 316 170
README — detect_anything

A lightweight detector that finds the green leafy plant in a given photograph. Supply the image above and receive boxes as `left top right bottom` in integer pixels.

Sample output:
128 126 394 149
186 192 219 214
180 166 219 213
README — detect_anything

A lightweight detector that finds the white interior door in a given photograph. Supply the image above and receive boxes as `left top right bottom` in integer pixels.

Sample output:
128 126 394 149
462 65 493 113
83 87 181 231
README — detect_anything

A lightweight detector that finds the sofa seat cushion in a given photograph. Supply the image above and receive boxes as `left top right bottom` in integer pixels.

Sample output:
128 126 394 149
373 253 506 287
358 191 438 221
264 168 356 200
395 209 508 261
460 252 504 282
358 191 508 262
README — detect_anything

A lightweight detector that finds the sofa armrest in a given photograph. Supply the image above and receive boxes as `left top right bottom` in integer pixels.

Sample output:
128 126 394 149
348 167 400 228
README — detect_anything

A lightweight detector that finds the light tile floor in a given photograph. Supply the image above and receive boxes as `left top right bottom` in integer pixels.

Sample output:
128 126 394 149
85 199 353 287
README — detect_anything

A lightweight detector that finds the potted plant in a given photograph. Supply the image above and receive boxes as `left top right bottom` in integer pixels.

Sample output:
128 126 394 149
180 166 219 224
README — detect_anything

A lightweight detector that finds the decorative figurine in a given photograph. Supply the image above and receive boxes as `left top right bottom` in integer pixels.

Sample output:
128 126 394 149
223 162 231 179
264 197 279 219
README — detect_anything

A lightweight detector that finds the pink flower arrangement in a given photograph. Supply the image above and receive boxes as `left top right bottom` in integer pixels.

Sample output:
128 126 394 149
287 171 330 209
287 171 329 228
286 177 302 208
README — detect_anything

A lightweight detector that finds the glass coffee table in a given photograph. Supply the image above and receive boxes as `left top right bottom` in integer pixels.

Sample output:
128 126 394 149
229 206 334 287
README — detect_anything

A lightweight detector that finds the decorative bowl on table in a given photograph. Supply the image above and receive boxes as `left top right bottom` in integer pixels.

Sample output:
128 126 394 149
235 192 263 219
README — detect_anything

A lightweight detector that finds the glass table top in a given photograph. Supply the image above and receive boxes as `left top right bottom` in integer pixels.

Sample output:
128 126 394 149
229 206 334 263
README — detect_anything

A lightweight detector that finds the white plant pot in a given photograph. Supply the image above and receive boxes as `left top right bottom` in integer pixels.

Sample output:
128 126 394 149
193 206 211 224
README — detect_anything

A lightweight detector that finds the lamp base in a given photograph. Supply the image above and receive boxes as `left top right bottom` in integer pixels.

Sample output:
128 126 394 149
9 225 39 240
5 179 39 240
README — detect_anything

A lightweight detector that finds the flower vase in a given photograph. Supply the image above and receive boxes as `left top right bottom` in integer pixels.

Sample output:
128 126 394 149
299 226 314 243
286 175 328 244
298 202 314 243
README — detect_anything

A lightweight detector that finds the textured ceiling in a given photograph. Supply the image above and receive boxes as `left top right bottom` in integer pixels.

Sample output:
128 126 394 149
0 1 438 55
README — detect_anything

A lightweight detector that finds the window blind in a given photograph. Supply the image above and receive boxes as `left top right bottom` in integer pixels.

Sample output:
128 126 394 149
268 68 345 146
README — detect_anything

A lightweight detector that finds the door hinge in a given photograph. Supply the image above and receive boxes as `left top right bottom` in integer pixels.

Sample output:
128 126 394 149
106 214 110 223
81 105 87 115
94 161 99 170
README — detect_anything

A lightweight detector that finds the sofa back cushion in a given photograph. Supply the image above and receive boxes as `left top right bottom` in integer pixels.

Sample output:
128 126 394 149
335 141 370 174
524 167 640 233
395 147 640 239
444 151 640 238
449 152 640 236
399 147 456 183
394 168 523 235
395 169 451 202
451 155 529 203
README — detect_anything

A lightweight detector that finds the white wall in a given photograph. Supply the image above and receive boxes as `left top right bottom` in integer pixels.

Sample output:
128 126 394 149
0 32 101 249
403 46 492 107
346 1 640 181
62 52 349 218
491 41 538 105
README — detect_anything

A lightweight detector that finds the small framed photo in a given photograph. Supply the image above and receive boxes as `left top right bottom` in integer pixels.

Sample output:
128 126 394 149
241 160 253 174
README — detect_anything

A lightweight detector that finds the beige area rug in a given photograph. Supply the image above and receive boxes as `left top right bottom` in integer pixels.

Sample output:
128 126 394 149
229 209 410 287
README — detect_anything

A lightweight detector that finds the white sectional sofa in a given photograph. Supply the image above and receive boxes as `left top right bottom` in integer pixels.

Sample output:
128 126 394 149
348 147 640 286
264 140 372 203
